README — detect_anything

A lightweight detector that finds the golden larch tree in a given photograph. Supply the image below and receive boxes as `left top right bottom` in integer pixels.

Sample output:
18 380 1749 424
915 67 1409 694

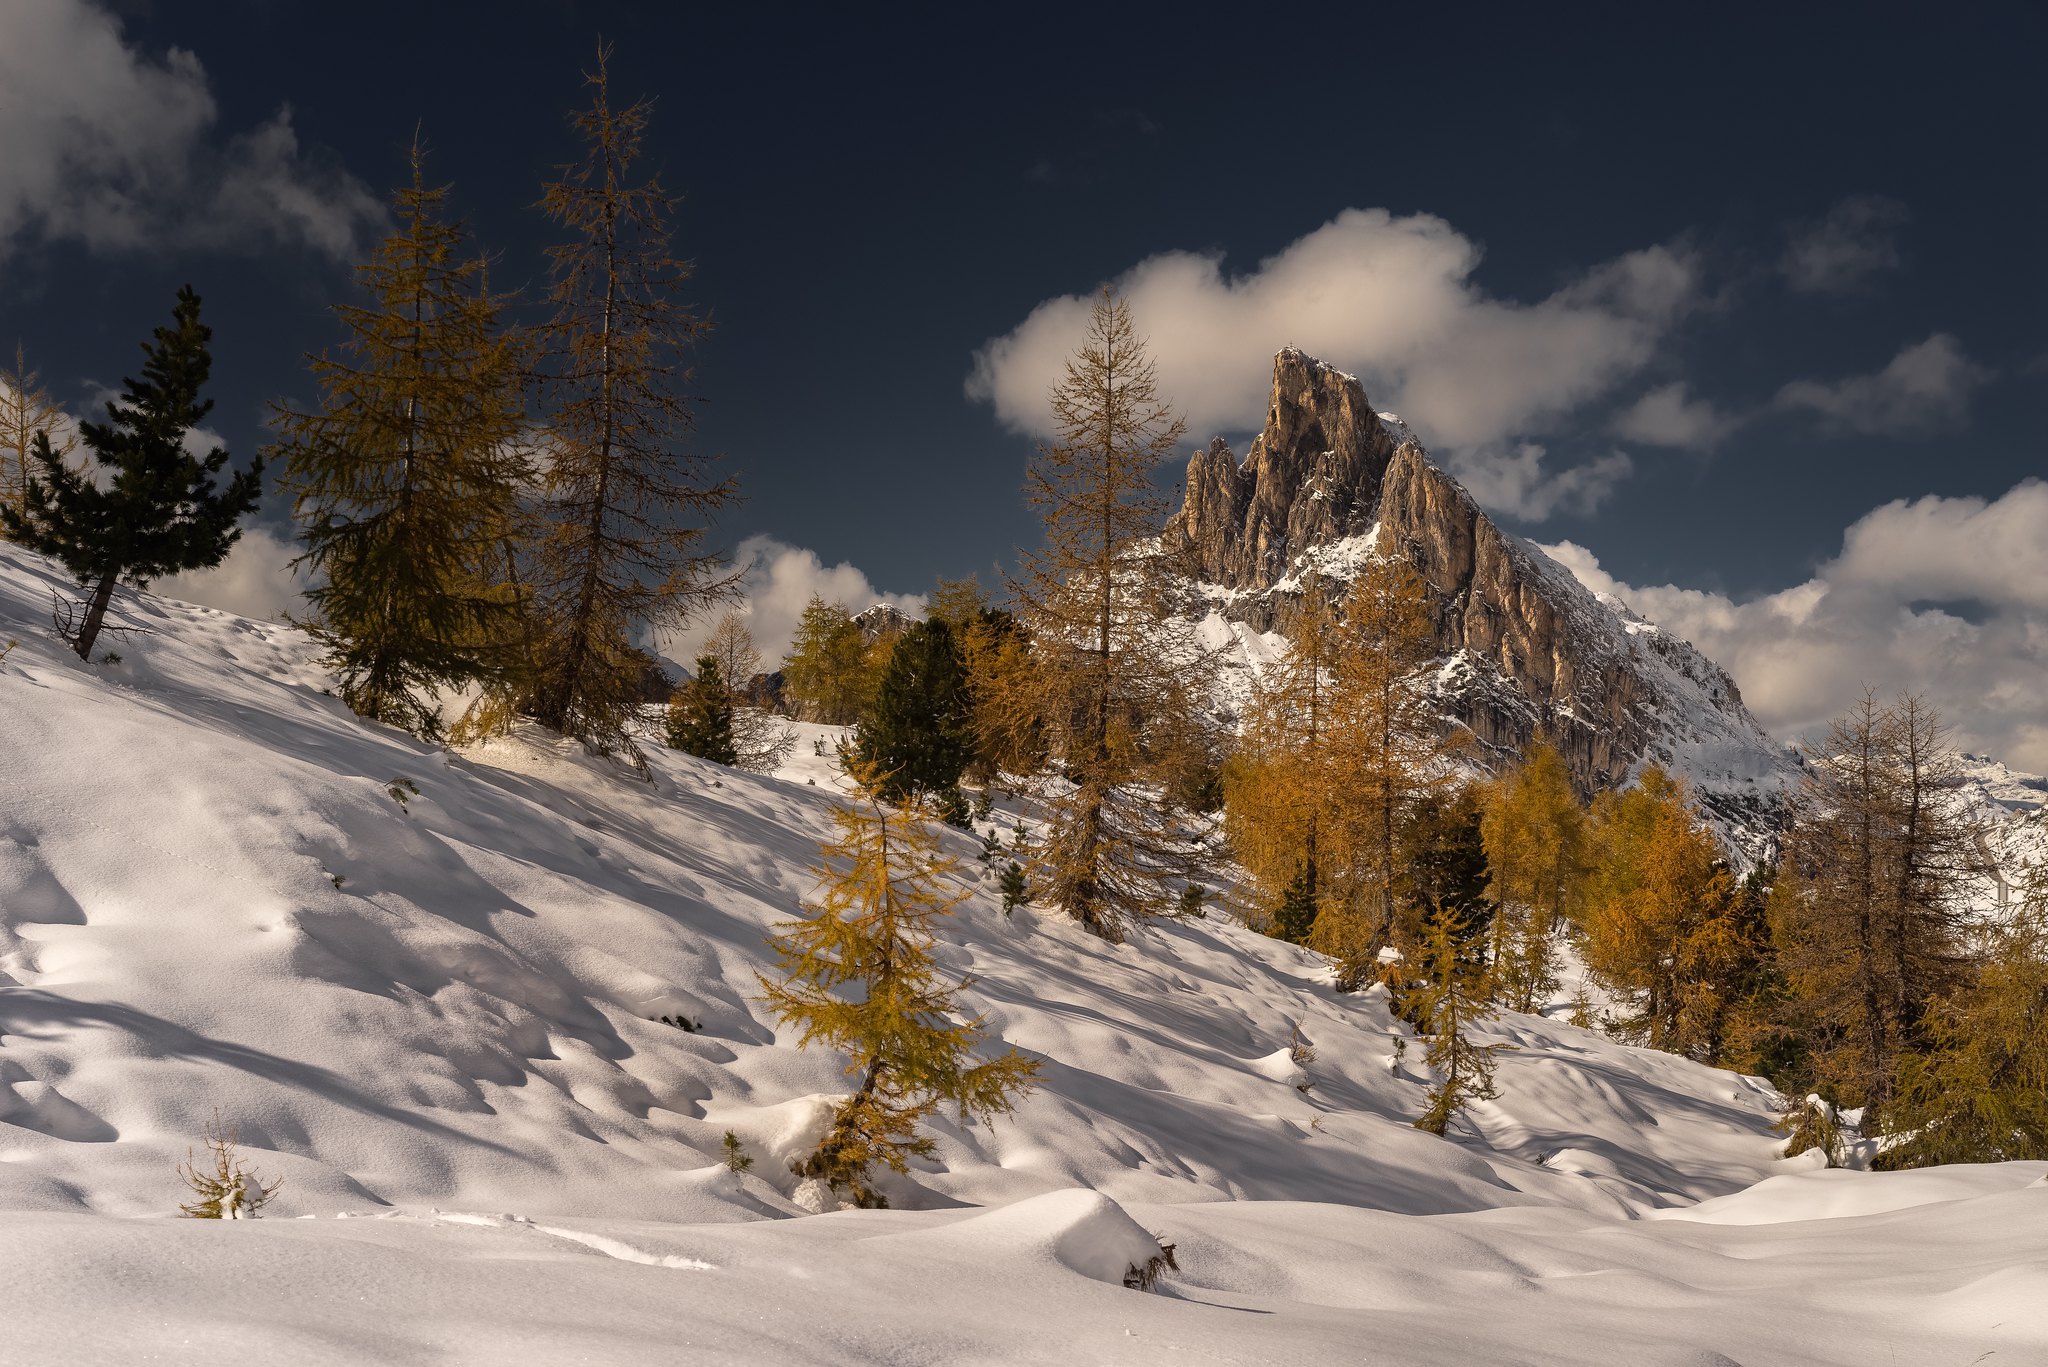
1005 290 1217 942
0 344 75 532
1481 741 1590 1012
521 44 736 754
759 759 1039 1207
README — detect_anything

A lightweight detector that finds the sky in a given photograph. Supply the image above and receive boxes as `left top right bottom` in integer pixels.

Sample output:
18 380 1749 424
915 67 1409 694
0 0 2042 764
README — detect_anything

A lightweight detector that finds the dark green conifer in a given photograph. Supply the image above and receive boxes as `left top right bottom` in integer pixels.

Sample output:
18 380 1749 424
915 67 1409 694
999 861 1029 916
271 142 528 737
1 287 263 661
1271 864 1318 944
853 618 973 804
666 655 738 764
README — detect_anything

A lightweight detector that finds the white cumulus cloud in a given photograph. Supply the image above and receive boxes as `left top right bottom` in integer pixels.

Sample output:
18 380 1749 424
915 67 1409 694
655 535 925 669
968 208 1699 522
155 524 306 623
1610 381 1742 449
1541 478 2048 771
0 0 383 264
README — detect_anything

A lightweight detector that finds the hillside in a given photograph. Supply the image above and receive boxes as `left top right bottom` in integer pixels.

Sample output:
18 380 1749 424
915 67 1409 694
3 542 2045 1365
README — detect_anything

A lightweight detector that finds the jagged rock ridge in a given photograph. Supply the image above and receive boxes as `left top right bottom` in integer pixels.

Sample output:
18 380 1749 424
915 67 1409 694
1166 348 1799 859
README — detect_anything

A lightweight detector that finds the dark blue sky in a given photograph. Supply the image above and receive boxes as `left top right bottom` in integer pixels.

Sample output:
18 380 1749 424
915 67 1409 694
5 0 2043 610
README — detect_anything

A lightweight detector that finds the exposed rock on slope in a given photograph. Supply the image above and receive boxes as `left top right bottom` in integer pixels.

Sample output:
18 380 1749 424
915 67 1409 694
1166 348 1799 857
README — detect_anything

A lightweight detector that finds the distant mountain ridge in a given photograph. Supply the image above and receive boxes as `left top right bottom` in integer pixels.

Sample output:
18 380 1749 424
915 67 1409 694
1164 347 1801 861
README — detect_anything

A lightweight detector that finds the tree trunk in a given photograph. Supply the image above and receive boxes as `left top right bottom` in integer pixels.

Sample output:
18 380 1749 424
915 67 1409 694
72 569 119 661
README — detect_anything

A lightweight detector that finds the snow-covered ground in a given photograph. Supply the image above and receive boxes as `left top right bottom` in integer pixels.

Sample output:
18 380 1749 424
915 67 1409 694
2 543 2044 1365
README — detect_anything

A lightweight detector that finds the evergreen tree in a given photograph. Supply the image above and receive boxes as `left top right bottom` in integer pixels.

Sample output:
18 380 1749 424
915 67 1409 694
522 45 736 754
853 617 973 804
1004 290 1217 941
1396 785 1495 953
999 860 1030 916
782 596 874 724
1408 909 1510 1136
758 760 1039 1207
1 343 76 534
273 142 529 737
1270 863 1319 944
1770 692 1976 1120
697 612 794 771
1 287 262 661
1480 742 1589 1012
665 655 738 764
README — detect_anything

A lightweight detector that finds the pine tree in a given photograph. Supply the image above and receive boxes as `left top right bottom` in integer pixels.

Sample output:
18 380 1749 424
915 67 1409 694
1408 908 1510 1137
0 343 76 534
699 611 794 771
1309 549 1460 988
522 45 736 755
665 655 738 764
1771 692 1976 1120
999 860 1030 916
853 617 973 804
272 142 529 737
1 288 262 661
758 760 1039 1207
782 596 874 724
1005 290 1217 941
1480 741 1589 1012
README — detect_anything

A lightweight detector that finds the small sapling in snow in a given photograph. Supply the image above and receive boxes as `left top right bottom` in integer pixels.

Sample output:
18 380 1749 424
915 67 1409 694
1123 1237 1180 1291
177 1112 281 1219
1178 884 1207 919
655 1013 700 1033
721 1130 755 1174
385 776 420 811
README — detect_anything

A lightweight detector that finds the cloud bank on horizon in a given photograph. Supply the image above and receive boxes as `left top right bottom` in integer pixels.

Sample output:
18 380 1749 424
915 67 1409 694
1544 478 2048 772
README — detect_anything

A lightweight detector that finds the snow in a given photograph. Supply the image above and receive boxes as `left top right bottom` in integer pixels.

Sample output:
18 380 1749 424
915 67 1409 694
3 541 2045 1364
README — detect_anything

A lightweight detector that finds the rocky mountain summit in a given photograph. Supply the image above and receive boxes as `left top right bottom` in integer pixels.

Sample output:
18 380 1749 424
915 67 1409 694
1165 348 1800 859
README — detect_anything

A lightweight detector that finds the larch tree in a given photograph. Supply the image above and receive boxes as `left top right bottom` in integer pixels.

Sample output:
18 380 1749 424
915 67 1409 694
782 596 874 725
1480 741 1590 1013
1771 691 1977 1120
1311 547 1460 988
1581 770 1758 1058
1222 574 1344 944
700 611 793 771
0 287 262 662
522 44 736 755
1875 876 2048 1168
1005 290 1217 942
1 344 76 532
273 142 529 737
1407 906 1510 1137
758 759 1039 1208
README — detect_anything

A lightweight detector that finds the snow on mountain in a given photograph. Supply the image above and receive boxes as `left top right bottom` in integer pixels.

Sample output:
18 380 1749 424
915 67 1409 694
2 541 2044 1364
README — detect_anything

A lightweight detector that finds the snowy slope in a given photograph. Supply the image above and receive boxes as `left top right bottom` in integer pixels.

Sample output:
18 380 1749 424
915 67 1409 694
2 542 2044 1365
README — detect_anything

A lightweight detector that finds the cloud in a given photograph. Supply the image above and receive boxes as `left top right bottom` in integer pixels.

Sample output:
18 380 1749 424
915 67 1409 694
655 535 925 668
155 524 306 622
1540 478 2048 771
1774 334 1989 434
1610 381 1742 448
1780 195 1908 294
1455 445 1634 522
0 0 383 263
968 208 1698 522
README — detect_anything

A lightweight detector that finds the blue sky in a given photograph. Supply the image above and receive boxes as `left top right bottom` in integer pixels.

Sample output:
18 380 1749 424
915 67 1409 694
1 1 2041 763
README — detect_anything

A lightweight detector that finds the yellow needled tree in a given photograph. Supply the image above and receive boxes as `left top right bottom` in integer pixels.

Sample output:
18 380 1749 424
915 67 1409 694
1480 741 1590 1013
1310 546 1461 989
0 344 76 533
759 759 1039 1208
1005 290 1217 942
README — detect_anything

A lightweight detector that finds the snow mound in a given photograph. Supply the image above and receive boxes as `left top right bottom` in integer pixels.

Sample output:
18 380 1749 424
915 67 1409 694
895 1187 1167 1286
1653 1162 2048 1225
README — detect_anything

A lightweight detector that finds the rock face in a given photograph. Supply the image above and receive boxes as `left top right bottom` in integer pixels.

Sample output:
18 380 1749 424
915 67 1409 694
1167 349 1797 858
